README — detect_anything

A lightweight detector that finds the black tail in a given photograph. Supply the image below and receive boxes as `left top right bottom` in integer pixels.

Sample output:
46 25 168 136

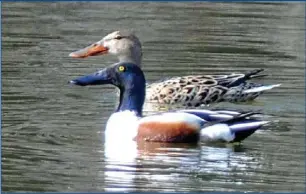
230 123 259 143
223 111 266 143
205 111 262 127
223 111 262 125
228 69 266 87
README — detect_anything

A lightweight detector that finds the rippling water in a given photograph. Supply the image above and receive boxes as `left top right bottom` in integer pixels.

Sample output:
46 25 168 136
2 2 305 192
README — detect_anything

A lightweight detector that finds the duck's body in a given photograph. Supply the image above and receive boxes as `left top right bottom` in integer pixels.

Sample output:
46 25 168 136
70 62 269 143
146 70 272 106
105 110 202 143
70 31 280 107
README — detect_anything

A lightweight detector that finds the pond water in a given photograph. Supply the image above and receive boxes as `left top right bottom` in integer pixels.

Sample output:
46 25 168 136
2 2 305 192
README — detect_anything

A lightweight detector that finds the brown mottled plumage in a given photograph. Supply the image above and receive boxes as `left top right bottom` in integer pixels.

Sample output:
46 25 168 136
146 74 265 107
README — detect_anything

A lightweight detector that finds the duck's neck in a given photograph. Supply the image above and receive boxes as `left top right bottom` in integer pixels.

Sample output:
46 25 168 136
116 75 145 117
118 51 142 67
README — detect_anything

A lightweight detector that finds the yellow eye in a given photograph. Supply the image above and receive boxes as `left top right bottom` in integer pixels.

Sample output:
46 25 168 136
118 65 125 72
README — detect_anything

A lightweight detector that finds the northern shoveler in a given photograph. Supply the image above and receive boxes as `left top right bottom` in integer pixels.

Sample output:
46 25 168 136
69 62 269 143
69 31 280 107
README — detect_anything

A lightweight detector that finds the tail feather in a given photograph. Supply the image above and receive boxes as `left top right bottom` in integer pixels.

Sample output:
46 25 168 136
180 110 261 123
244 68 265 79
228 69 265 87
217 112 268 143
229 120 270 142
209 114 234 121
243 84 281 93
213 110 241 116
222 111 262 124
200 112 269 142
230 121 270 132
222 112 266 142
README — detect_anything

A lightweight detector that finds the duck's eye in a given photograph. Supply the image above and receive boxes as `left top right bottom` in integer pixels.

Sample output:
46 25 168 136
118 65 125 72
114 36 122 40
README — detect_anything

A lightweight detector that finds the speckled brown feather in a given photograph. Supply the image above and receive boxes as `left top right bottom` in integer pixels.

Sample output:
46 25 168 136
146 74 264 107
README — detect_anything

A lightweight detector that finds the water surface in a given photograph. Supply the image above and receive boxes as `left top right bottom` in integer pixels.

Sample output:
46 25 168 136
2 2 305 192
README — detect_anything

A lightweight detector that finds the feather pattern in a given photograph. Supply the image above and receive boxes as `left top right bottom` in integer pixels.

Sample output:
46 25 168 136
146 70 279 106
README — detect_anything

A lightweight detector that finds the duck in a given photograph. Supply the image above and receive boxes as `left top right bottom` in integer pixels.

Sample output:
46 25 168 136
69 31 280 107
69 62 269 143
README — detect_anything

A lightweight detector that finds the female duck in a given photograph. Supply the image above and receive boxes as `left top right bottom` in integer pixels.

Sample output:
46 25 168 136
69 62 269 143
69 31 280 107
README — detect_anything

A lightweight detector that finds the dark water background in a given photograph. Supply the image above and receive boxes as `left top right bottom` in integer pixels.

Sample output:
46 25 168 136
2 2 305 192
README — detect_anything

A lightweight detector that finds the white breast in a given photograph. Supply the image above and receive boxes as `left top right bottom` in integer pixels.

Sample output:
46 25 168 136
105 110 140 142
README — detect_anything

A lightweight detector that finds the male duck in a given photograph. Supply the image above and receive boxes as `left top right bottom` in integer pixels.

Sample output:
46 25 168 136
69 31 280 107
69 62 269 143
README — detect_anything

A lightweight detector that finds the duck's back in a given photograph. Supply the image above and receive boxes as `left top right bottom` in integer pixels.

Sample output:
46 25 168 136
145 70 277 106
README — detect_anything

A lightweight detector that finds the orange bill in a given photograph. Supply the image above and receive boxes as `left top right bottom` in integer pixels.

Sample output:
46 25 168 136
69 44 109 58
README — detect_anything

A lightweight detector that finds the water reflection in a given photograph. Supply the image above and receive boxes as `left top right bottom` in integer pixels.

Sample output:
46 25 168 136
102 138 266 192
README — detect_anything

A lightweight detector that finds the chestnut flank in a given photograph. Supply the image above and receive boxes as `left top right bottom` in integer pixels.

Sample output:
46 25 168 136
136 122 200 143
